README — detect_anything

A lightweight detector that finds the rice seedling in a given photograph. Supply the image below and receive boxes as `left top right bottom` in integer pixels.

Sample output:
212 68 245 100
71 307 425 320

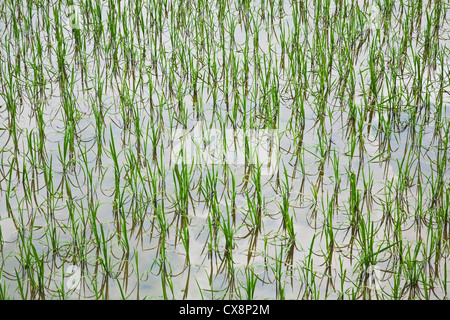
0 0 448 301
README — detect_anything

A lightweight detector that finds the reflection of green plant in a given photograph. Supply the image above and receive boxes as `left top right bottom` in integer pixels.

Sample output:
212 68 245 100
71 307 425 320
68 5 82 30
368 3 383 31
0 0 449 301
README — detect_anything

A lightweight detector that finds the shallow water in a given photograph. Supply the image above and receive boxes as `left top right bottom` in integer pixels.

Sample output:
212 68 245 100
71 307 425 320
0 0 449 300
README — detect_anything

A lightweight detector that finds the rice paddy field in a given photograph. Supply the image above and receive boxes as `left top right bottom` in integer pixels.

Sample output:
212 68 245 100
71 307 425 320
0 0 449 300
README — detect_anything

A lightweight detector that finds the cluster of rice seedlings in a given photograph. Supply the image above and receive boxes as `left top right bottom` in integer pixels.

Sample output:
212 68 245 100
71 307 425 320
0 0 449 300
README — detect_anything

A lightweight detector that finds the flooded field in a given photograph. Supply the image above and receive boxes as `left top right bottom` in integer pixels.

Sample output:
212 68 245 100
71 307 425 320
0 0 449 299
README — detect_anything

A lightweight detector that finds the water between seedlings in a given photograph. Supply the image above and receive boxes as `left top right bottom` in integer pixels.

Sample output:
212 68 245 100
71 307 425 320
0 1 449 299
